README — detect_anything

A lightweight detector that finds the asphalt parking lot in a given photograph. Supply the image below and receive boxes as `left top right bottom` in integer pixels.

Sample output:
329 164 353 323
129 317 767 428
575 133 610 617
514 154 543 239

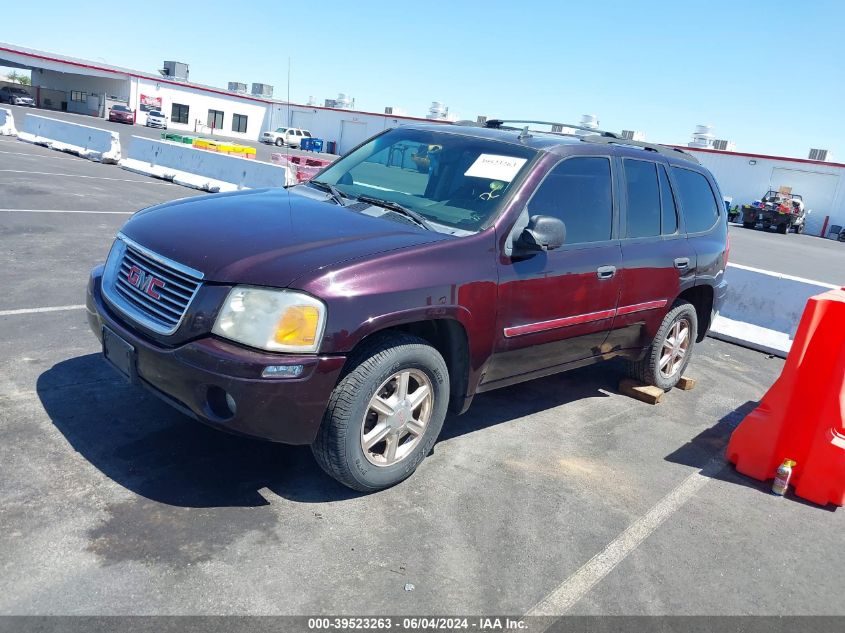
3 104 338 164
1 137 844 617
728 223 845 286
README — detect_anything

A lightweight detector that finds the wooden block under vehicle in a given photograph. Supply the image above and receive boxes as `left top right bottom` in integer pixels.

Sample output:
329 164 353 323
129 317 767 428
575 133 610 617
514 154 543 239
676 376 697 391
618 379 664 405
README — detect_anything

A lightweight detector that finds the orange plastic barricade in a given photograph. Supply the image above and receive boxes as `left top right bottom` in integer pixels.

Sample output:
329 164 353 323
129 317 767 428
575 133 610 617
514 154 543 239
726 288 845 506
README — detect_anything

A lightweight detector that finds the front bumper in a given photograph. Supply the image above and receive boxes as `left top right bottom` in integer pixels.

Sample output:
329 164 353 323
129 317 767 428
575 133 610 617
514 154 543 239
86 267 345 444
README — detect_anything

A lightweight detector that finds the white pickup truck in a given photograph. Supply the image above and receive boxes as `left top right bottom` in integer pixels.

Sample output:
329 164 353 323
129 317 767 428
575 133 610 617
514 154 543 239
261 126 312 148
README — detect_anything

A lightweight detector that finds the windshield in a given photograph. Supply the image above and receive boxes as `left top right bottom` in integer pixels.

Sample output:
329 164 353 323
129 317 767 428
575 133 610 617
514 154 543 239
113 105 129 111
315 128 537 233
149 111 162 117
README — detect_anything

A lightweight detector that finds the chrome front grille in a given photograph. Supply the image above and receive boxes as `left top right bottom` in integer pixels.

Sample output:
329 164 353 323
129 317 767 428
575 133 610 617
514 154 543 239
104 234 204 335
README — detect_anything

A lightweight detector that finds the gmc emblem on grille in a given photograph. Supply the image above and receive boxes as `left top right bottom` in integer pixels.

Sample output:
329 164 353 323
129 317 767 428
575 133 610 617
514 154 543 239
126 265 165 300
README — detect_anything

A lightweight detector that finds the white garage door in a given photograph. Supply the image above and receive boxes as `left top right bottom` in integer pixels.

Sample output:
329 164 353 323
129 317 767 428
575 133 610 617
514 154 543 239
770 167 840 235
339 120 370 154
291 110 314 132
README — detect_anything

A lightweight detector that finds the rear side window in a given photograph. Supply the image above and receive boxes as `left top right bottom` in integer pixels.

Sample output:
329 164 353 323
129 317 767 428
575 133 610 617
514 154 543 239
527 157 613 244
658 165 679 234
623 159 660 238
672 167 720 233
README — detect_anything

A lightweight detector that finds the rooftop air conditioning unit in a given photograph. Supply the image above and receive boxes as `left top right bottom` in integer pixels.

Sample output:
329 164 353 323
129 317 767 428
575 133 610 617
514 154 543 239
385 106 393 115
477 115 487 124
809 148 831 161
712 139 735 151
621 130 646 141
161 61 189 81
251 83 273 98
228 82 247 94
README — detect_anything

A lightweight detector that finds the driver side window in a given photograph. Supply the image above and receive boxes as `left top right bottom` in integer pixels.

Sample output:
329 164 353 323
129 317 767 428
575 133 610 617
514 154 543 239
526 157 613 244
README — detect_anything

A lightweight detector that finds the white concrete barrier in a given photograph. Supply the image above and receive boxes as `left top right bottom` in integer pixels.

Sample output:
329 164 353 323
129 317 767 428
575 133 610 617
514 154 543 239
709 263 839 357
0 108 16 136
120 136 294 193
17 113 120 163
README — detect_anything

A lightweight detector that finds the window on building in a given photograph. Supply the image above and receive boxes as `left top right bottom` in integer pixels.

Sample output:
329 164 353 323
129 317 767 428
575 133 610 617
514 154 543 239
526 157 613 244
624 159 661 239
171 103 189 124
207 109 224 130
232 113 248 133
672 167 720 233
658 164 679 234
71 91 87 102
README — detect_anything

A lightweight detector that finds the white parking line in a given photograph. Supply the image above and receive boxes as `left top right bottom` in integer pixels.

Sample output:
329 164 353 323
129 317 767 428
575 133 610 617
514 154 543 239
525 454 726 616
0 169 173 185
0 304 86 317
0 149 76 160
0 208 133 215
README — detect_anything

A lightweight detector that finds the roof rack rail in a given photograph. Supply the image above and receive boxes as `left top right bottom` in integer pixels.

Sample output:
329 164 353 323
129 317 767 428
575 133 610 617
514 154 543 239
579 135 700 164
484 119 620 139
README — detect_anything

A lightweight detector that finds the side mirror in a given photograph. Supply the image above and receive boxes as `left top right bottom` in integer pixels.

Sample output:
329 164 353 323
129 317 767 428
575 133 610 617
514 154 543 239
516 215 566 252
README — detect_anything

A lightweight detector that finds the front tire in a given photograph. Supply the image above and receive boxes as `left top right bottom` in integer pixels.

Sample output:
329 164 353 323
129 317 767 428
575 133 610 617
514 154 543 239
311 332 449 492
626 300 698 391
742 220 755 229
274 138 284 147
777 223 788 234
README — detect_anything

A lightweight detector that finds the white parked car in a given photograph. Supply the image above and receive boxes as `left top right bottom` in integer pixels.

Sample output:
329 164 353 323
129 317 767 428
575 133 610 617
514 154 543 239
0 86 35 106
145 110 167 129
261 126 311 148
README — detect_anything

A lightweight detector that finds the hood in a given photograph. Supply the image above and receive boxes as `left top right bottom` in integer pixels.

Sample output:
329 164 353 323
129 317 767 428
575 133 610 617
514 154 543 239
120 187 450 287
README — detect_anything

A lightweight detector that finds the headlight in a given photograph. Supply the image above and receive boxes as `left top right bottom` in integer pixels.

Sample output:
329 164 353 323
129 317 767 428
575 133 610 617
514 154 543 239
212 286 326 353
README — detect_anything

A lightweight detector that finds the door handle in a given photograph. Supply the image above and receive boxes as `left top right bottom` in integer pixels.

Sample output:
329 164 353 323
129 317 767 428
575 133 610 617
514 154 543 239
596 265 617 280
674 257 690 270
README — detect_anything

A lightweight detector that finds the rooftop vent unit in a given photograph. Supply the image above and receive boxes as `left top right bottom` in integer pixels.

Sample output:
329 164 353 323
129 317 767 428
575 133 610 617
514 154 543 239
426 102 449 120
228 82 247 94
621 130 646 141
159 61 189 81
580 114 599 129
385 106 393 115
712 139 736 151
689 124 715 148
809 148 833 161
476 115 488 125
251 83 273 98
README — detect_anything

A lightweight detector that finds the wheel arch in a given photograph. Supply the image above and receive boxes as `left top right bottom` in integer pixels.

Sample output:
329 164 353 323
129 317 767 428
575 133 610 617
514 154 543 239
339 318 471 415
676 284 714 342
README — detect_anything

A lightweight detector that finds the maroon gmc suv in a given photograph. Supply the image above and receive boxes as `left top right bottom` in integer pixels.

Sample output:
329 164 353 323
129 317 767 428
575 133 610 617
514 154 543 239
87 121 728 491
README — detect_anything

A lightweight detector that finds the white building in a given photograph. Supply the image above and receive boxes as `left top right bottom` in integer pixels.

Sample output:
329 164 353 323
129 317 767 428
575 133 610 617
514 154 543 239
0 42 450 154
679 145 845 237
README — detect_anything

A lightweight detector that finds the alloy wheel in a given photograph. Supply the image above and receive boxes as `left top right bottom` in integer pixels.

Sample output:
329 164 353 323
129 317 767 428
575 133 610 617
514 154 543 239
360 369 433 467
659 319 690 379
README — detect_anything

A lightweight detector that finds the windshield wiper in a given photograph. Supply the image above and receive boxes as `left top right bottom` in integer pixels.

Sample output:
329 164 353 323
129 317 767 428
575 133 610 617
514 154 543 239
308 180 347 206
355 194 433 231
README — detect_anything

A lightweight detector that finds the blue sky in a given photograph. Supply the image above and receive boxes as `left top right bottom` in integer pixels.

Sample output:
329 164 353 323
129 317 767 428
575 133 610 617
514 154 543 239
2 0 843 158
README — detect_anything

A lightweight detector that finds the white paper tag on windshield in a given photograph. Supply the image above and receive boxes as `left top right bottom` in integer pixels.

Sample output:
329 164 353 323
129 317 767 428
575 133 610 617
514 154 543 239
464 154 527 182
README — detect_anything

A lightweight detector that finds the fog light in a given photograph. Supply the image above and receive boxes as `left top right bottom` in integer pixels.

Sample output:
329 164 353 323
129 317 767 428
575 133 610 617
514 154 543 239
262 364 304 378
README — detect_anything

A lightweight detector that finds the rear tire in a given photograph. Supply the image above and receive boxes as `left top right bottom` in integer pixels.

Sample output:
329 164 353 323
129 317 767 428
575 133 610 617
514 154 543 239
311 332 449 492
742 220 755 229
777 223 788 234
626 300 698 391
795 222 805 234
